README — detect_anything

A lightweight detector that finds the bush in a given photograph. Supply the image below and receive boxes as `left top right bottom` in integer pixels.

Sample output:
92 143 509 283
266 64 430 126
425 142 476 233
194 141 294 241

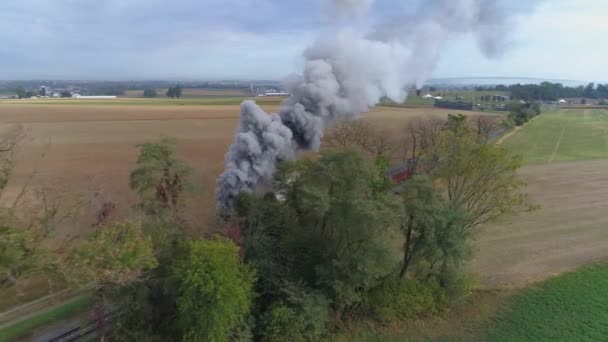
257 289 330 341
367 278 444 322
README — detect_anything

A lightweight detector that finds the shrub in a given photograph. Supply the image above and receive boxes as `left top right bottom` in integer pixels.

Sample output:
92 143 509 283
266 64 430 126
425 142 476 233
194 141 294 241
367 278 444 322
257 289 330 341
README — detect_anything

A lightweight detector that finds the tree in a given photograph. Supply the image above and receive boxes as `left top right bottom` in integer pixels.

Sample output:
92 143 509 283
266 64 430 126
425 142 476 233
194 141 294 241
271 150 403 318
397 176 471 284
60 91 72 98
583 82 596 99
68 220 157 288
16 87 27 99
426 125 534 229
143 88 157 98
172 237 255 342
470 115 502 139
67 220 157 340
324 120 395 160
129 137 191 218
166 85 183 98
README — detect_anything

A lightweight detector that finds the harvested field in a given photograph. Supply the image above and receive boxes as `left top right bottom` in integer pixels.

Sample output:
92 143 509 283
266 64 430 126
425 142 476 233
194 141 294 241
0 103 492 236
472 158 608 289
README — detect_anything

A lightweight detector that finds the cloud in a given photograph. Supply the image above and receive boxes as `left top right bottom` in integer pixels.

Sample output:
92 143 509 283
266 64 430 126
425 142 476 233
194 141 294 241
0 0 607 81
0 0 319 79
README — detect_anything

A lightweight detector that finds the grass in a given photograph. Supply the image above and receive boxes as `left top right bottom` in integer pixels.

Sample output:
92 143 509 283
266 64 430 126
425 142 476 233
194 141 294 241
480 263 608 341
0 294 94 341
503 109 608 164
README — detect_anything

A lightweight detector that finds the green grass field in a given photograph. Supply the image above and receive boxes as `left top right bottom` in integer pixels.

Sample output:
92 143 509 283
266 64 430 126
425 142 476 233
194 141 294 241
332 264 608 341
480 264 608 341
503 109 608 164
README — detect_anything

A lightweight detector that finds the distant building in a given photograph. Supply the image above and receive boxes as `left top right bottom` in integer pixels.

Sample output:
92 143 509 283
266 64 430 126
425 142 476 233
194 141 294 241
72 94 117 99
422 93 434 99
558 99 567 104
40 86 48 97
263 92 290 97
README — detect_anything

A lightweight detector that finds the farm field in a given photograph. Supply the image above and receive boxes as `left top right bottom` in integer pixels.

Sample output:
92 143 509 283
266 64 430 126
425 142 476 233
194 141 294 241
0 101 494 237
480 263 608 341
471 158 608 288
1 102 607 290
0 96 284 106
503 109 608 164
473 108 608 288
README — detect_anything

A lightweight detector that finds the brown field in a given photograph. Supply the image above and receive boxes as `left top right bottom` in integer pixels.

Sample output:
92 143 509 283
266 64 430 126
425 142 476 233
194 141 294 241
124 88 250 97
472 158 608 289
1 101 607 289
0 103 492 235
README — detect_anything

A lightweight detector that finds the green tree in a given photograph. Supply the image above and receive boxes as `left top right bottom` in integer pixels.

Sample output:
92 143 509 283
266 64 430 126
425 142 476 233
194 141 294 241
143 88 157 98
68 220 157 288
583 82 596 98
16 87 26 99
174 85 182 98
172 237 255 342
67 220 157 340
129 137 191 218
273 149 403 318
60 91 72 98
427 127 534 229
166 85 183 98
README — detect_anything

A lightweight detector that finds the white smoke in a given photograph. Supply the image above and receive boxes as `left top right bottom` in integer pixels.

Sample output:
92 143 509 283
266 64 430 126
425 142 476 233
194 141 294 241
215 0 541 214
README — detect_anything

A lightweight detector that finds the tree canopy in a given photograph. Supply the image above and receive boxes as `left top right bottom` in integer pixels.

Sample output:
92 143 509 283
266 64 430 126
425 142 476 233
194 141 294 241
173 237 255 342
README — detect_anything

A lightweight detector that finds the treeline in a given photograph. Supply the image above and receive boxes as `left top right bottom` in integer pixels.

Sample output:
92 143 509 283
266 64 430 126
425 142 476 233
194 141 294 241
1 117 533 341
477 82 608 101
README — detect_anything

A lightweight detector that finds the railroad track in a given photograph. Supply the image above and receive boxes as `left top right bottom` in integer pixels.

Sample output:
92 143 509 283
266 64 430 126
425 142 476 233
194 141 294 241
37 306 121 342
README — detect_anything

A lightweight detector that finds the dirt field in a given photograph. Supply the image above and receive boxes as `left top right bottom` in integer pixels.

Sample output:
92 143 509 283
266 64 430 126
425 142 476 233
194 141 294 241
472 158 608 289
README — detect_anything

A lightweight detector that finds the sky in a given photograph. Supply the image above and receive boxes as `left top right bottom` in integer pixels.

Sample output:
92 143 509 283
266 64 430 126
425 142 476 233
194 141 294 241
1 0 606 82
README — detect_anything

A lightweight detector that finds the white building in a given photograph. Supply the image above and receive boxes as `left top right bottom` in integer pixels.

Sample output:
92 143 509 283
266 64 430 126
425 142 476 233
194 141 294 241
422 93 434 99
263 92 290 97
72 94 117 99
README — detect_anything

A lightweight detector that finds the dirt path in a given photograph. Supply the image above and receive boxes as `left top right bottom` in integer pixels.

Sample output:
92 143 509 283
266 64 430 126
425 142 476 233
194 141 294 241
472 159 608 289
496 127 519 145
548 124 566 163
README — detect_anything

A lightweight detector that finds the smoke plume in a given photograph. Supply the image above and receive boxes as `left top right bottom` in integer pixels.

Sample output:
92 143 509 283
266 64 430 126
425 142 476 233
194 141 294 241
216 0 539 214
